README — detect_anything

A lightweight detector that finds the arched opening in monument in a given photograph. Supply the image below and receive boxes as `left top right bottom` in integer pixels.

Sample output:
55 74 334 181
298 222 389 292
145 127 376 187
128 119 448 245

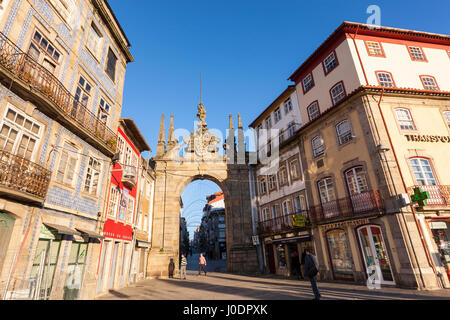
180 177 228 274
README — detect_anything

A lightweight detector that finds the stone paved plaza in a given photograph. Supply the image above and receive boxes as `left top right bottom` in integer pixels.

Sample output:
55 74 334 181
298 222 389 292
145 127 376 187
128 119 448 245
96 254 450 300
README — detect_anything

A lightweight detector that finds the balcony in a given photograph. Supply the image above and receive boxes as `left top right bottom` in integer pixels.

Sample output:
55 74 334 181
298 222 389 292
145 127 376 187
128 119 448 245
409 185 450 208
0 149 51 203
309 190 384 224
0 32 117 157
258 210 310 235
121 165 137 189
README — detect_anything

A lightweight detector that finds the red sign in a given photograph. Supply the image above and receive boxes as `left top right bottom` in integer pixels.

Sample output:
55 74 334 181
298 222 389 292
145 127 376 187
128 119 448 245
102 219 133 241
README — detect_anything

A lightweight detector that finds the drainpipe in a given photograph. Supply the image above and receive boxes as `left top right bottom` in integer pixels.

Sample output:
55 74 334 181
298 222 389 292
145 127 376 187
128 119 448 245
375 87 441 288
248 165 264 274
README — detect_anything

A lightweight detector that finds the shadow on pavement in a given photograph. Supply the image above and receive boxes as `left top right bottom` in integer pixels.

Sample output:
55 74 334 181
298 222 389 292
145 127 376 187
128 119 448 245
108 290 130 298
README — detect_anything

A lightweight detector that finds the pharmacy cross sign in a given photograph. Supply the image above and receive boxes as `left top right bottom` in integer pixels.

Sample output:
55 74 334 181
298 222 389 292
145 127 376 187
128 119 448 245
411 187 430 207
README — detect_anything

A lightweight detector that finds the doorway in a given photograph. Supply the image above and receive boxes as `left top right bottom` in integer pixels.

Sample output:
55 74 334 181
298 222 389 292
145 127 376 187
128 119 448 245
265 244 276 274
97 240 110 293
108 242 120 289
63 241 88 300
357 225 395 285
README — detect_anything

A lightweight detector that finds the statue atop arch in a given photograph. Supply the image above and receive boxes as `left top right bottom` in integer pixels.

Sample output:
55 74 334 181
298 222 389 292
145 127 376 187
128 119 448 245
197 102 207 128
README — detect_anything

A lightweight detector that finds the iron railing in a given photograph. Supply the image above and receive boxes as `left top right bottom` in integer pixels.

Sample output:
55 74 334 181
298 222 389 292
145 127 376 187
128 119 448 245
309 190 384 224
258 210 310 235
409 185 450 207
0 149 51 200
0 32 117 151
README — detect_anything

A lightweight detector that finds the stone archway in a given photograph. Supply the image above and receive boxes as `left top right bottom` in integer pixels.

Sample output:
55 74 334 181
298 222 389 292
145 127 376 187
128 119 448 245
147 104 259 277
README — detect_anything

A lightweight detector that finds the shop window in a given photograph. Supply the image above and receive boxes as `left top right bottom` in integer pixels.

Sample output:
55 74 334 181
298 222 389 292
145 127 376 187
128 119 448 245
63 241 88 300
395 108 415 131
0 213 15 274
409 158 437 186
276 244 287 268
326 229 354 280
429 220 450 281
336 120 353 145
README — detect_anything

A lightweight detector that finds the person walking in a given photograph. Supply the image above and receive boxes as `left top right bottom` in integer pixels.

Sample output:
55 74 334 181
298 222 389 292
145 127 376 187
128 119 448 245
198 253 207 276
300 249 306 280
304 249 321 300
180 254 187 280
168 258 175 279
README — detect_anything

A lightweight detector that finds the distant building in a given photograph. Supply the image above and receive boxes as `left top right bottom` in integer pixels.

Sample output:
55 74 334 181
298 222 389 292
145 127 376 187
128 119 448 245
201 192 226 260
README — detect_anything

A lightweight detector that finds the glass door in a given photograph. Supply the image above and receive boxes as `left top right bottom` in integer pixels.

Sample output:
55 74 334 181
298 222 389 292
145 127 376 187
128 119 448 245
108 242 119 289
97 240 109 293
358 226 395 285
63 242 88 300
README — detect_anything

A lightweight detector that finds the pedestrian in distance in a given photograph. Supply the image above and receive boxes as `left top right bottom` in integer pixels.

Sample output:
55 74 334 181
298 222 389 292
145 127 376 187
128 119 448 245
304 249 321 300
198 253 207 276
180 254 187 280
300 250 306 280
168 258 175 279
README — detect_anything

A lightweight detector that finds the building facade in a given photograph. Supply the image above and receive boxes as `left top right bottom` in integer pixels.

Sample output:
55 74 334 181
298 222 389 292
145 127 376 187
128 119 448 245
202 192 226 260
287 22 450 289
250 86 312 278
0 0 132 300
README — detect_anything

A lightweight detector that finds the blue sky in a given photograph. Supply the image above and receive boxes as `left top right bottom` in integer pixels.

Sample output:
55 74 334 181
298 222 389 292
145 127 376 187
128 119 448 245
108 0 449 236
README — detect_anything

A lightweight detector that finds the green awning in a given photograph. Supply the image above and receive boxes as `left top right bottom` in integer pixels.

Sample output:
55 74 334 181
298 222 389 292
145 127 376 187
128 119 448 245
44 223 81 236
76 228 105 239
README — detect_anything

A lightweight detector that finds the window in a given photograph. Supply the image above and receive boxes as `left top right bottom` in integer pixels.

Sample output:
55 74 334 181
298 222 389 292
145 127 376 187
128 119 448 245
336 120 353 145
318 178 336 204
268 175 277 190
444 111 450 129
105 48 118 82
282 200 291 216
311 135 325 158
97 98 111 124
408 46 426 61
330 82 346 105
395 108 415 131
259 177 267 194
28 31 61 74
345 167 369 195
0 105 42 161
409 158 436 186
107 186 120 218
274 108 282 122
266 138 272 157
323 51 338 74
256 124 263 137
55 141 79 185
86 23 102 58
307 101 320 121
376 72 395 88
75 76 92 107
127 197 135 224
49 0 75 23
289 159 301 180
117 136 125 162
420 76 439 91
294 195 307 212
288 122 296 137
302 73 314 92
366 41 384 56
265 116 272 129
279 166 288 186
284 99 293 114
83 156 101 195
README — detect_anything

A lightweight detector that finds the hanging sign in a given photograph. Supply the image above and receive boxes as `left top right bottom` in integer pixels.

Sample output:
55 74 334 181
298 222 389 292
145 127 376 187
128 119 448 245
292 215 307 227
410 187 430 207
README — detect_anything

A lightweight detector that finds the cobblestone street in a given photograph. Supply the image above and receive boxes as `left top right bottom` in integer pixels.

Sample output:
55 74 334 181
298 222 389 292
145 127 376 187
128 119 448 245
97 255 450 300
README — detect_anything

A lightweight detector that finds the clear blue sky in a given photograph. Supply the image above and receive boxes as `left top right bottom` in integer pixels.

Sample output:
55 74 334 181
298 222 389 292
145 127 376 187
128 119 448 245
108 0 449 236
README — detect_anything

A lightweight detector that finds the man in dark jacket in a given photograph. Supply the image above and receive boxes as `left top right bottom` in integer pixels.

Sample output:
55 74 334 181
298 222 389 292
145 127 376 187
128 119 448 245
304 249 321 300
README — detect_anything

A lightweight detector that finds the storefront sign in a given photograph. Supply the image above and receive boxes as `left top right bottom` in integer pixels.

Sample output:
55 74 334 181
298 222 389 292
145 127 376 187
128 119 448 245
405 134 450 143
430 222 448 230
411 187 430 207
321 218 369 231
102 219 133 241
292 215 307 227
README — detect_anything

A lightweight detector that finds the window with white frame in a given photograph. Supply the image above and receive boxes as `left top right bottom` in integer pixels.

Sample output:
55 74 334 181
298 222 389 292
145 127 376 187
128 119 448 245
409 158 436 186
289 159 301 180
49 0 75 23
268 175 277 190
127 197 135 224
318 178 336 204
259 177 267 194
282 200 291 216
86 23 102 58
336 120 353 145
117 136 125 162
408 46 425 60
105 48 118 82
294 195 307 212
288 122 296 137
274 108 282 122
444 111 450 129
420 76 439 91
83 156 101 195
279 166 288 185
28 31 61 74
107 186 120 217
271 205 279 218
330 82 346 105
377 72 395 87
302 73 314 92
284 98 293 114
366 41 383 56
55 141 79 185
97 98 111 124
0 105 42 161
265 116 272 129
311 135 325 157
307 101 320 121
323 51 338 74
395 108 415 130
345 167 369 195
75 76 92 107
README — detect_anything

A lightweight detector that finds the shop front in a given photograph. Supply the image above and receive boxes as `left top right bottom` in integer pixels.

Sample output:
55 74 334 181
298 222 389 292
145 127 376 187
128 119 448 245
0 212 15 274
427 218 450 282
325 229 354 281
271 234 313 277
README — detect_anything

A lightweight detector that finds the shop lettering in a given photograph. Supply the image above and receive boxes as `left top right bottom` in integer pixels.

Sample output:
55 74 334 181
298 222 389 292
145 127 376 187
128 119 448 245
405 134 450 143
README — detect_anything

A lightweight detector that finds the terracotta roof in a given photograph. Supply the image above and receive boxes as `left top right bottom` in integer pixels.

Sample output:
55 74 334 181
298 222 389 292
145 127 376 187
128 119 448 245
120 118 151 153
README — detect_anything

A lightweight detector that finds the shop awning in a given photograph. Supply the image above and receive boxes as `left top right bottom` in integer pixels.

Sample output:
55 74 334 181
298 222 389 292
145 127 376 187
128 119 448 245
272 235 312 245
76 228 105 239
44 223 81 236
136 240 151 248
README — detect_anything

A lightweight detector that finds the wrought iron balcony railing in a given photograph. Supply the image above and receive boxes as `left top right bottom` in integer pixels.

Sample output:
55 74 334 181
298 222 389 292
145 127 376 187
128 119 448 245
0 149 51 201
309 190 384 224
409 185 450 207
0 32 117 154
258 210 310 235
